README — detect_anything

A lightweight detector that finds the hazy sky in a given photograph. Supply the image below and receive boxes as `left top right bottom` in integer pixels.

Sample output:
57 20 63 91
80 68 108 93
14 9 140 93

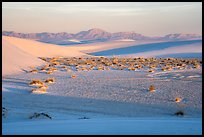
2 2 202 36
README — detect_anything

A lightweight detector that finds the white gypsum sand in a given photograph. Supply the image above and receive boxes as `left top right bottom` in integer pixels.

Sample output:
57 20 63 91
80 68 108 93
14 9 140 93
2 36 88 76
2 37 202 135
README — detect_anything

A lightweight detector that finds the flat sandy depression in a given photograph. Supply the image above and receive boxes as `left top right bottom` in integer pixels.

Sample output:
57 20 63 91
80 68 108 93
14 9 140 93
2 68 202 118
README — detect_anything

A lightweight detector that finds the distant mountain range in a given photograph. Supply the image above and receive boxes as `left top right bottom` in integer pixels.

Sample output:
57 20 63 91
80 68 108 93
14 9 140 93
2 28 202 45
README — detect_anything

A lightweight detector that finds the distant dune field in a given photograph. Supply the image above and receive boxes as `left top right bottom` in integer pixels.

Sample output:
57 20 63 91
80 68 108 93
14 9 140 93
2 36 202 76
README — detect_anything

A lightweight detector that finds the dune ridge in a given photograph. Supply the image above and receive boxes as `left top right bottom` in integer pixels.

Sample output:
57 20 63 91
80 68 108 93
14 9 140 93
2 36 87 76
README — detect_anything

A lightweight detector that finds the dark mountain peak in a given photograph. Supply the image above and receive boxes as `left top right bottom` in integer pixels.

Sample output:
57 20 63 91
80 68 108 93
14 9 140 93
87 28 107 33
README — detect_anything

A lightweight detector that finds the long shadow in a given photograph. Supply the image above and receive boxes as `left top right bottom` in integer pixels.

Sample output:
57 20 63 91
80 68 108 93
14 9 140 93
89 40 202 56
2 79 28 86
2 89 202 118
3 77 30 82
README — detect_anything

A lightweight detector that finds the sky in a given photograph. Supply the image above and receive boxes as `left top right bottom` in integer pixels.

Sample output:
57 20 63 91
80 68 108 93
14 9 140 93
2 2 202 36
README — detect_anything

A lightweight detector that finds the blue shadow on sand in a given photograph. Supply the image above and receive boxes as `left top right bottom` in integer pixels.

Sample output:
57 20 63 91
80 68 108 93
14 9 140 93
89 40 202 56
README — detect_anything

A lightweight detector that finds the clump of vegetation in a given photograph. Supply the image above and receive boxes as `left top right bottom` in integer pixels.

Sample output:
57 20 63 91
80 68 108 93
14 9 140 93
148 69 154 73
44 78 55 83
128 67 136 71
29 79 44 86
39 57 47 61
166 67 172 71
175 97 182 103
81 67 87 71
38 85 48 89
46 71 53 74
194 64 200 69
161 68 166 71
2 107 8 118
30 69 38 73
29 112 52 119
48 67 58 72
149 65 156 69
135 65 142 69
51 61 60 66
149 85 155 92
40 66 47 72
61 66 66 69
174 111 184 116
97 66 104 71
71 74 77 78
78 117 90 119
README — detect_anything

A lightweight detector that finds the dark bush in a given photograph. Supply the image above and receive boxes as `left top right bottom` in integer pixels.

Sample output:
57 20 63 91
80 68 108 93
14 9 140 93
175 111 184 116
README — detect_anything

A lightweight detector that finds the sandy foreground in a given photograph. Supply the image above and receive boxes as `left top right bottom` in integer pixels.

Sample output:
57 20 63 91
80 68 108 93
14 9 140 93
2 68 202 135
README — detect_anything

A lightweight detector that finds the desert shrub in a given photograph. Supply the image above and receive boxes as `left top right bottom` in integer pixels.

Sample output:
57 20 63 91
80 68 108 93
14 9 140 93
44 78 55 83
97 66 104 71
175 97 182 103
149 65 156 69
39 57 47 61
136 65 142 69
29 80 44 86
89 66 95 70
128 67 136 71
174 111 184 116
194 64 200 69
49 67 57 71
148 69 154 73
29 112 52 119
71 75 77 78
177 66 183 70
30 69 38 73
78 117 90 119
161 68 166 71
2 107 8 118
81 67 87 71
166 67 172 71
149 85 155 92
40 67 47 71
38 85 48 89
46 71 53 74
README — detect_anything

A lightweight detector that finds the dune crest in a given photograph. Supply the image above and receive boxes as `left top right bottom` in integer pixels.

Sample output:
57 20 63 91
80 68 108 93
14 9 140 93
2 36 87 76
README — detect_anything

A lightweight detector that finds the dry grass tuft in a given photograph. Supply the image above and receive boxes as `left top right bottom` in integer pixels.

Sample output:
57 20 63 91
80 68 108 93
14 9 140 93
175 97 182 103
29 80 44 86
30 69 38 73
71 75 77 79
29 112 52 119
45 78 55 83
39 85 48 89
46 71 53 74
148 69 154 73
149 85 155 92
174 111 184 116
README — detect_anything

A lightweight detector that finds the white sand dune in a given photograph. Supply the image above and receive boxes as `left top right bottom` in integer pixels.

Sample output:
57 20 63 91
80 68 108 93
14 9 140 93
2 36 202 135
69 39 164 53
120 43 202 58
3 36 87 58
2 38 44 76
2 36 87 76
115 39 136 42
